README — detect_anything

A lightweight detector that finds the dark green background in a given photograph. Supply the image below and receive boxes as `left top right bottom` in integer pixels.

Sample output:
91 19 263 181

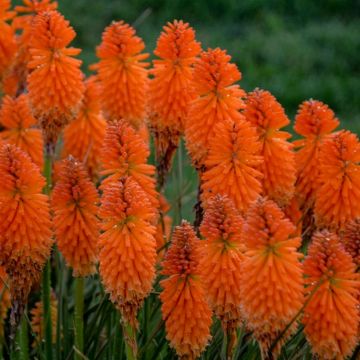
34 0 360 133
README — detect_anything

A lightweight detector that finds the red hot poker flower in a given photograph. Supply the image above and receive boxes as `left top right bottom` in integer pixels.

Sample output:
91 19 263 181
0 0 17 94
27 10 84 146
0 94 44 169
201 118 263 213
293 100 339 208
240 198 304 356
52 157 100 277
314 130 360 230
98 177 157 327
62 77 106 179
303 231 359 359
0 144 52 327
94 21 149 127
15 0 57 18
200 194 244 349
149 20 201 187
160 221 212 360
185 48 245 170
100 120 159 212
244 89 296 206
7 0 58 96
150 20 201 133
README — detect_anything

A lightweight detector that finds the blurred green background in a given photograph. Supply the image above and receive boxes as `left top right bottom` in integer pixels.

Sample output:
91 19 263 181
36 0 360 133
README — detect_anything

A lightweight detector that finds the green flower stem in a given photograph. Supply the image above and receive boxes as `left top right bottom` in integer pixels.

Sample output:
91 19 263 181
74 277 85 360
123 322 137 360
18 315 29 360
55 250 63 360
42 147 53 359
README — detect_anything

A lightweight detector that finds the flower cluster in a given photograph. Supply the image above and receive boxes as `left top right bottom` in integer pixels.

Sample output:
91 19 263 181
0 3 359 359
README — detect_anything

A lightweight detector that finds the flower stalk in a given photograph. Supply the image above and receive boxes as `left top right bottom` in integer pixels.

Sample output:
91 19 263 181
18 315 29 360
123 322 137 360
42 147 53 359
74 277 84 360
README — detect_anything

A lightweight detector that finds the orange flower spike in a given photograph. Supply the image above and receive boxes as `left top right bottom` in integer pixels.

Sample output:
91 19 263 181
52 157 99 277
244 89 296 206
14 0 58 32
0 266 11 339
200 195 244 331
63 77 106 179
294 100 339 207
94 21 149 127
150 20 201 132
342 218 360 268
160 221 212 359
0 144 52 325
7 0 58 96
240 198 304 355
149 20 201 187
30 292 57 347
100 120 159 211
315 130 360 230
303 231 359 359
185 48 246 169
27 10 84 146
0 0 17 92
201 118 263 213
15 0 57 16
98 177 157 326
0 94 44 169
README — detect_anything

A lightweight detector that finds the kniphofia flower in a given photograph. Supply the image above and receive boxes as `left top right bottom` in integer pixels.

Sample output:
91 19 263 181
30 291 57 347
7 0 58 96
0 266 10 339
0 0 17 94
100 120 159 211
14 0 57 24
149 20 201 186
303 231 359 359
27 10 84 146
185 48 246 169
0 94 44 168
341 218 360 268
160 221 212 359
98 177 157 326
294 100 339 208
240 198 303 355
93 21 149 127
62 77 106 179
201 118 263 213
244 89 296 206
314 130 360 230
200 195 244 334
0 144 52 326
52 157 99 277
